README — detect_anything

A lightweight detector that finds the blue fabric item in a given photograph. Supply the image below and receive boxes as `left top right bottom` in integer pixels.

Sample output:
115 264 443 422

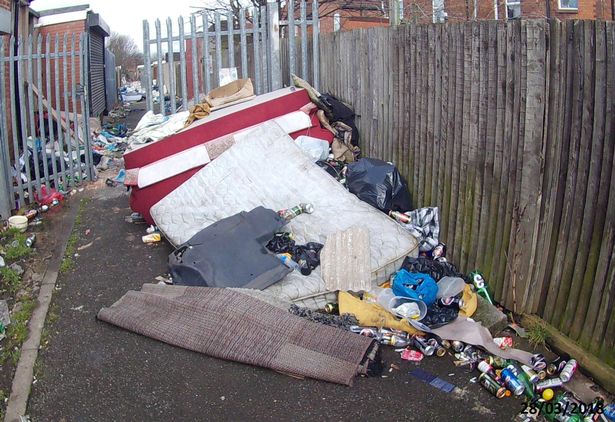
409 368 456 393
392 269 438 306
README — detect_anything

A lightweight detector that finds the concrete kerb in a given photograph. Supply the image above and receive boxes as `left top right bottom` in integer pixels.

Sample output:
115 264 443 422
4 196 82 422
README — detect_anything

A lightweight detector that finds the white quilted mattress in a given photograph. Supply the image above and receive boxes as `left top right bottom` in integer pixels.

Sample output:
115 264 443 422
150 121 418 308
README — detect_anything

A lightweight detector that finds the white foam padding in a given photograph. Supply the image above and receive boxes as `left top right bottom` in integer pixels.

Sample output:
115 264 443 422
137 145 211 188
151 121 418 308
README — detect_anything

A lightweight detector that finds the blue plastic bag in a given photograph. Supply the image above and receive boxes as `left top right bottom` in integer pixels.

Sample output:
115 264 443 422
392 269 438 306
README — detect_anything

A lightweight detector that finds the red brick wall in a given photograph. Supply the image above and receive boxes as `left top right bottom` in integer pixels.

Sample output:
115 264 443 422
1 2 12 146
402 0 612 21
37 20 86 114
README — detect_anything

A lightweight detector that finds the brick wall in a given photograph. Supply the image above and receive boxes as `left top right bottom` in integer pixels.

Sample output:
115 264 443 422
403 0 612 21
1 1 11 146
36 20 86 114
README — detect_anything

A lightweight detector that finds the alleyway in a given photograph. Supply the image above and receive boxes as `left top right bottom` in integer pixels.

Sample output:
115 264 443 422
27 192 522 421
21 102 524 420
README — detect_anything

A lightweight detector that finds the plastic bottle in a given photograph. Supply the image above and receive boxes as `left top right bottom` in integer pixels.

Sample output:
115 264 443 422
277 253 301 271
142 233 161 244
279 203 315 220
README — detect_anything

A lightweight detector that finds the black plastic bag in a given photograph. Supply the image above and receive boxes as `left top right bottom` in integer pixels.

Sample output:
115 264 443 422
346 158 412 212
319 93 360 147
422 302 459 329
266 232 323 275
401 256 468 282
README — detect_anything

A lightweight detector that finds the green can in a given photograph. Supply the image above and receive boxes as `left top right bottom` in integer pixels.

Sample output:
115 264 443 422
486 355 508 369
479 373 506 399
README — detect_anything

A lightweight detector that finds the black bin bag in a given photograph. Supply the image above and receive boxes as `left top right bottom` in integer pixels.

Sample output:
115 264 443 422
346 158 412 213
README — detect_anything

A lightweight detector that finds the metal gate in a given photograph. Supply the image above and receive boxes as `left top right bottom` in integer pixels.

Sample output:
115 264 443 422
0 33 95 219
142 0 320 116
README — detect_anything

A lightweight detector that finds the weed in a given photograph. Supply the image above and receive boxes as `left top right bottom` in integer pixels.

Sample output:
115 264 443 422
527 321 550 349
39 302 60 350
3 232 31 261
46 302 60 325
59 199 88 274
0 227 23 241
59 231 79 274
0 388 5 419
33 353 44 380
0 299 36 366
0 267 22 294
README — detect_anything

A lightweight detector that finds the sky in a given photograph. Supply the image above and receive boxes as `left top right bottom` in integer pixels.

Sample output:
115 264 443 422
30 0 215 50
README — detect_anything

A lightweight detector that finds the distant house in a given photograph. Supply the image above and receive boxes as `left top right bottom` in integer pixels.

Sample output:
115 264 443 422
285 0 613 30
34 4 114 118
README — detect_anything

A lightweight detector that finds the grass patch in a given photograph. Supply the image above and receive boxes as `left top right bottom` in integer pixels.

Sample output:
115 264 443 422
59 231 78 274
527 321 550 349
3 233 31 261
59 198 89 274
0 388 6 419
39 302 60 351
0 298 36 366
0 267 22 295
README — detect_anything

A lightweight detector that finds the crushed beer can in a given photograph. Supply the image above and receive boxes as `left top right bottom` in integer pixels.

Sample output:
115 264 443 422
559 359 578 382
494 336 513 349
401 349 424 362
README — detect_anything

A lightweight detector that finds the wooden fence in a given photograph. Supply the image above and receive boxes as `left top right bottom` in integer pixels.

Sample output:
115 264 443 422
319 20 615 367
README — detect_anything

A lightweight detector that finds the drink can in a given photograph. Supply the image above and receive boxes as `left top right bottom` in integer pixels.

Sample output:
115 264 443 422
441 339 451 349
535 378 563 391
506 364 522 377
479 373 506 399
451 340 464 352
412 336 435 356
521 364 540 384
438 296 464 309
487 356 507 368
324 303 339 314
431 242 447 259
547 356 568 376
559 359 578 382
478 360 498 379
358 328 378 338
463 344 476 354
388 211 411 224
537 370 547 380
427 338 446 357
501 368 525 396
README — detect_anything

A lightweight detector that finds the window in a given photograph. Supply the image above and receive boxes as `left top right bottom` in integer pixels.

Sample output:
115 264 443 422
558 0 578 10
506 0 521 19
432 0 447 22
333 13 341 32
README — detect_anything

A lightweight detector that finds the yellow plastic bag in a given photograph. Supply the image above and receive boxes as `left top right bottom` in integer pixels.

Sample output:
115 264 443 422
338 291 420 335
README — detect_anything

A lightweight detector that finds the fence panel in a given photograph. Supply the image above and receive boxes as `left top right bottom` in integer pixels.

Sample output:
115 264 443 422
142 0 320 114
0 33 95 218
319 19 615 368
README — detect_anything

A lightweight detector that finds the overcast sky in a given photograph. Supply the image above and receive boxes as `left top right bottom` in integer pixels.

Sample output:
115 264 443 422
30 0 216 50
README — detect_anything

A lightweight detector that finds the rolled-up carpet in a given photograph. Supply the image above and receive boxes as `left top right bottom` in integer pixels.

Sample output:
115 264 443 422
98 285 374 386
